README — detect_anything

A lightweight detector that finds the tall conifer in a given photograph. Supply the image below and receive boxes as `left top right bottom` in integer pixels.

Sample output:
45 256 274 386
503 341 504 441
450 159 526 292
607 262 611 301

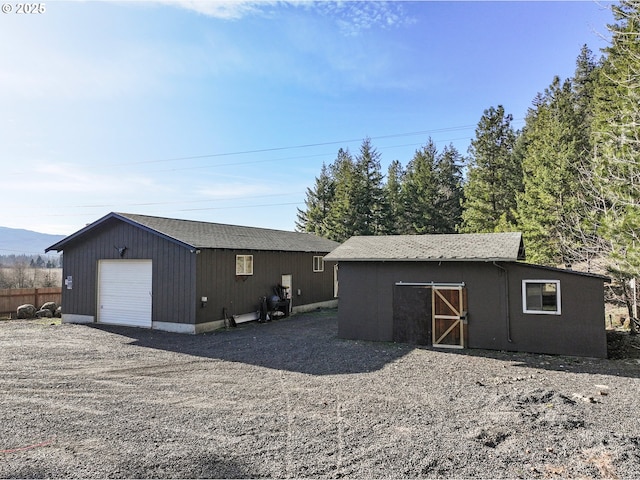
461 106 521 232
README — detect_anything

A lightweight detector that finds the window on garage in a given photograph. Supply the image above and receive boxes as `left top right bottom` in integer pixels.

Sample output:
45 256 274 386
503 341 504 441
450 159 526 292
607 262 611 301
522 280 561 315
313 256 324 272
236 255 253 275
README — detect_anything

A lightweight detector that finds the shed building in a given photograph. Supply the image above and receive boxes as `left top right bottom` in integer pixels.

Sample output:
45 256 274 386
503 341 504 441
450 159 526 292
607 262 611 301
324 232 609 358
46 212 339 333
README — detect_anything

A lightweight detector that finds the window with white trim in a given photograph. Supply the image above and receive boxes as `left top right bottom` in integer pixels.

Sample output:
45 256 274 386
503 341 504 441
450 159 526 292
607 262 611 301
313 256 324 272
522 280 561 315
236 255 253 275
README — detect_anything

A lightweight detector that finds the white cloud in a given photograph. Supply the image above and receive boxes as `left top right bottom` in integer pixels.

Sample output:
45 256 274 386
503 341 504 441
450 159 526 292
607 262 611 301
316 1 412 36
155 0 281 19
151 0 413 34
196 183 279 199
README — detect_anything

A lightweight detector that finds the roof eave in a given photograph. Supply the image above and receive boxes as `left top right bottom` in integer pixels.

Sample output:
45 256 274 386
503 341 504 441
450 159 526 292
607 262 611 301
45 212 197 253
323 257 519 262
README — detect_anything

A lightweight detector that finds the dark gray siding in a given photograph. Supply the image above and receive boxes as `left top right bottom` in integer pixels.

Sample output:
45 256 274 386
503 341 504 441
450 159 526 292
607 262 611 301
61 219 197 325
506 263 607 358
195 249 337 324
336 261 607 358
336 261 504 345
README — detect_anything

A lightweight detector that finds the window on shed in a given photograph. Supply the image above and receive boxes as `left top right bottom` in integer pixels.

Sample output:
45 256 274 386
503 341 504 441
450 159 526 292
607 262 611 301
236 255 253 275
313 256 324 272
522 280 561 315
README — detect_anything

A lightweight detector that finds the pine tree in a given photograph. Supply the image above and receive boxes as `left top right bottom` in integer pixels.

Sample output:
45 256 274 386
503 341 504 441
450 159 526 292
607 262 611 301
401 139 440 234
385 159 406 234
461 106 521 233
561 45 603 268
353 138 392 236
590 1 640 329
434 144 464 233
517 77 583 265
325 148 358 242
592 1 640 275
295 162 335 237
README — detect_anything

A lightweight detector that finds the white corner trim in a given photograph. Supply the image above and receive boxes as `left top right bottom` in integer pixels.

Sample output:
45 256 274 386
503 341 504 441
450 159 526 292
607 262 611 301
62 314 95 324
292 299 338 314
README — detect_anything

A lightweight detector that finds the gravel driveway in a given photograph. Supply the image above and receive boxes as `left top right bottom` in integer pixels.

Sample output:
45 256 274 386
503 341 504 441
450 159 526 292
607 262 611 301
1 309 639 479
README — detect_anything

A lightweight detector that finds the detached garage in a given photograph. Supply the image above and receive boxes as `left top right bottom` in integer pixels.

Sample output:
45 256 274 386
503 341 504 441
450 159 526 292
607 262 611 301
325 233 609 358
46 212 339 333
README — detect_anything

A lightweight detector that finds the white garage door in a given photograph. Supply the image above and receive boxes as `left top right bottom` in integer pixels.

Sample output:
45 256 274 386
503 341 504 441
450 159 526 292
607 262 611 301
98 260 152 328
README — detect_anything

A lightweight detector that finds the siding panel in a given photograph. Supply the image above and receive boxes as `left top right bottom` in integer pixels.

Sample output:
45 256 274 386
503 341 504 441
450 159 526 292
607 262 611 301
60 218 196 325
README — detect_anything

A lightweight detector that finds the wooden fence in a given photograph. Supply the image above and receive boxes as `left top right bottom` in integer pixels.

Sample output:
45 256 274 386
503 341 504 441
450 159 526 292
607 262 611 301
0 287 62 317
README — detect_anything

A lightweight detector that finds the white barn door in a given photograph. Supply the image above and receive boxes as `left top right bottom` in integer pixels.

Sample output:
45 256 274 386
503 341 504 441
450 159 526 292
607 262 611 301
98 260 152 328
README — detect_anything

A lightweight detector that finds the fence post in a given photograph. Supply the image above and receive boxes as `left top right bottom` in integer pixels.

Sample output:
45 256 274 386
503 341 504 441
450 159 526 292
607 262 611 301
35 288 40 310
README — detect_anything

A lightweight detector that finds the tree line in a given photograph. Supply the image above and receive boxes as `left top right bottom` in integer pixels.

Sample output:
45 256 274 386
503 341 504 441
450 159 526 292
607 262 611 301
297 2 640 319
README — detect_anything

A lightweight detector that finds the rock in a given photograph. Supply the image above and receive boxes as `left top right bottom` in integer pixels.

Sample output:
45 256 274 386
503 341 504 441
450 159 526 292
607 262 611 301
16 304 37 319
40 302 57 314
36 309 53 318
55 306 62 318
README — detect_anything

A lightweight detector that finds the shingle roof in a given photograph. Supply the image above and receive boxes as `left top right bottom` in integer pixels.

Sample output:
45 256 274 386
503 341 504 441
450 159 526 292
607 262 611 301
323 232 526 262
46 212 340 253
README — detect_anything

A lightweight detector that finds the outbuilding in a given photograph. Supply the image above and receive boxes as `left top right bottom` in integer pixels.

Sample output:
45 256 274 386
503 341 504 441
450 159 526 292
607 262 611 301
46 212 339 333
324 232 609 358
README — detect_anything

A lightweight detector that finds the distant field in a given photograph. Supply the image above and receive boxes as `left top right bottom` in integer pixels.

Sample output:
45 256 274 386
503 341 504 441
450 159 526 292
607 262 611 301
0 268 62 288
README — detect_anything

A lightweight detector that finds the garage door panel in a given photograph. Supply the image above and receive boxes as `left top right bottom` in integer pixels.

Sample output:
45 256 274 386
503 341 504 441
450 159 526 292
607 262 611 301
98 260 152 328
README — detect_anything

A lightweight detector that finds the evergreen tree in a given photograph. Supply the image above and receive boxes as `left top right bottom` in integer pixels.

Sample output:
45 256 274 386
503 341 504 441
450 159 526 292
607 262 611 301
461 106 521 233
385 159 406 234
325 148 358 242
353 138 392 236
592 1 640 275
296 162 335 237
434 144 464 233
401 139 440 234
561 45 603 267
589 1 640 328
517 76 583 265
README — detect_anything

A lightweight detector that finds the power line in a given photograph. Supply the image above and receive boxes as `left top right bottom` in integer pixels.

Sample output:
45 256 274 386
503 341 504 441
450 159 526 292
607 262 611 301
6 119 525 178
110 124 482 167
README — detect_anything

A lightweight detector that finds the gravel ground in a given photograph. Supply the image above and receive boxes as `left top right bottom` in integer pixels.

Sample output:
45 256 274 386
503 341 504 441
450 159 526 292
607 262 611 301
1 310 639 479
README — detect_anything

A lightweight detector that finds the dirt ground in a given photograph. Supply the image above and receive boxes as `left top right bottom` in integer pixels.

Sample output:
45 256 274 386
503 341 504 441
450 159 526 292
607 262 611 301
1 310 639 479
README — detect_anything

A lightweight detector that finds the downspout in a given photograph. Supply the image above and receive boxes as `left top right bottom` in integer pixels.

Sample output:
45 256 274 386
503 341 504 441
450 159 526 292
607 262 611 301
493 261 513 343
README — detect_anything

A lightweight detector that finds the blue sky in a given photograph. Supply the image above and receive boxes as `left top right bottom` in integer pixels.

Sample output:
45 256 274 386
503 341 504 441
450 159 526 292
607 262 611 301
1 0 613 237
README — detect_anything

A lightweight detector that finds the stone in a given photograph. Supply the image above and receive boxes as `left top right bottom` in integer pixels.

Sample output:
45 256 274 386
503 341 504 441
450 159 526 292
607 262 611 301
16 304 37 319
36 309 53 318
40 302 57 314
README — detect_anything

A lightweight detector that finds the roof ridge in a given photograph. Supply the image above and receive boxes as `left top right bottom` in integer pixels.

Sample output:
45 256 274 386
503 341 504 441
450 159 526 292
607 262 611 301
117 212 319 236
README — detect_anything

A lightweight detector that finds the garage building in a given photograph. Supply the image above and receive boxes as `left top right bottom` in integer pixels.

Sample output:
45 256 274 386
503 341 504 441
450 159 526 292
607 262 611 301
324 232 609 358
46 212 339 333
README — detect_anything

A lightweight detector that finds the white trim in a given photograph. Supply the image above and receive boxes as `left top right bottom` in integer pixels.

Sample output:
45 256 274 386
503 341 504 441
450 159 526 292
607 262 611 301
235 255 253 275
292 299 338 314
522 279 562 315
233 311 260 324
151 319 226 334
395 282 465 288
62 314 94 324
313 256 324 272
97 259 153 328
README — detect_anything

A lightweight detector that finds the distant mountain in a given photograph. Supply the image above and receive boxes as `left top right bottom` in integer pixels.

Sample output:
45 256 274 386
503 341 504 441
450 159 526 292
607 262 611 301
0 226 65 256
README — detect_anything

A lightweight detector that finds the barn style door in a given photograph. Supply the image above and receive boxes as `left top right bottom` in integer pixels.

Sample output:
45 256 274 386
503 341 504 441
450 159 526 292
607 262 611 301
432 285 467 349
392 284 432 345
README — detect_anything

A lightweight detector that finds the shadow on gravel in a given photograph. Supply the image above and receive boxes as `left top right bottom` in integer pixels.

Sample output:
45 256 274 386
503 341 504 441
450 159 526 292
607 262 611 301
439 343 640 379
116 454 258 479
90 309 640 379
90 310 414 376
